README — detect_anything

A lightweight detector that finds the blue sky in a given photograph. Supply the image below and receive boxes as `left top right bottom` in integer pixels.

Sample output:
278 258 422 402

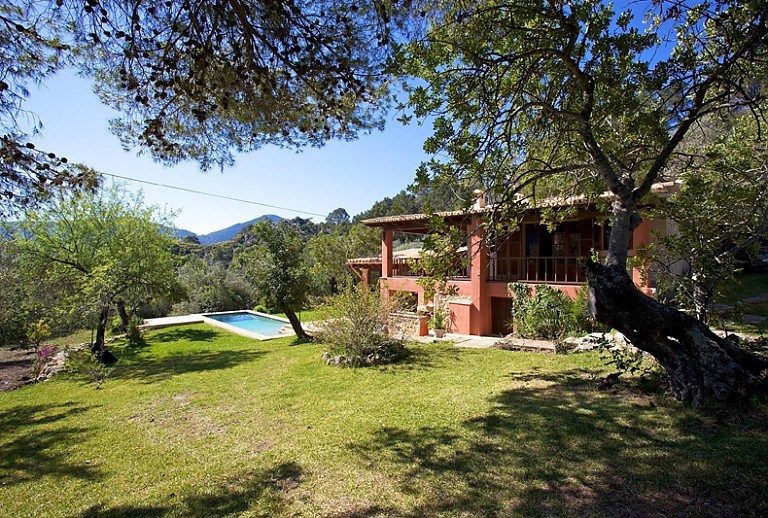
25 71 432 234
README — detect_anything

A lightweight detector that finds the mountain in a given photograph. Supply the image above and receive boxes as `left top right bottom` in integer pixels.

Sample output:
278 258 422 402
173 227 197 239
181 214 284 244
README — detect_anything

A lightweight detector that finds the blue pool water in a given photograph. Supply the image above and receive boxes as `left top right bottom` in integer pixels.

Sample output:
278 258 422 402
204 312 287 336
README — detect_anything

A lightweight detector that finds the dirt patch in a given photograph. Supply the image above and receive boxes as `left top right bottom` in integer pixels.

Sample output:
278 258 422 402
0 348 35 392
128 393 227 439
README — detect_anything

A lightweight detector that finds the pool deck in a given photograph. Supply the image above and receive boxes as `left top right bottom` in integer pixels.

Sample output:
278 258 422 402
142 312 295 340
141 314 205 330
413 332 555 352
143 315 554 351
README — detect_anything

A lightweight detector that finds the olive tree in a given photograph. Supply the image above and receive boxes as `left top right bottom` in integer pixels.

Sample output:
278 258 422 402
398 0 768 405
18 185 183 362
235 220 311 340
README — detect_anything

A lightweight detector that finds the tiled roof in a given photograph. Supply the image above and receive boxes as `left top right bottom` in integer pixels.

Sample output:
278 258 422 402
360 181 680 227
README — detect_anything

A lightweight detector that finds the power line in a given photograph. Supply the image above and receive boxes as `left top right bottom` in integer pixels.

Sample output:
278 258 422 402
100 172 327 218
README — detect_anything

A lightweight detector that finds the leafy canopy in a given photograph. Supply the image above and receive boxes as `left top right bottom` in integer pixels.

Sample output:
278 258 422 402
650 109 768 321
235 220 310 312
399 0 767 265
16 185 183 347
1 0 399 214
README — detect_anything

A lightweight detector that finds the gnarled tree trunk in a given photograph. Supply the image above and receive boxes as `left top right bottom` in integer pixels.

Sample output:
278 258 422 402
280 304 311 341
91 305 118 364
585 261 767 406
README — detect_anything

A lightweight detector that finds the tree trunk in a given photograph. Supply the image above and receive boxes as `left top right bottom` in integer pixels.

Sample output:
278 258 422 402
280 304 311 341
116 298 130 333
91 305 118 364
585 261 767 406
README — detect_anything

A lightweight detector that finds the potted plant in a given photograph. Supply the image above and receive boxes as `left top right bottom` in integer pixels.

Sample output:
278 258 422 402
430 308 448 338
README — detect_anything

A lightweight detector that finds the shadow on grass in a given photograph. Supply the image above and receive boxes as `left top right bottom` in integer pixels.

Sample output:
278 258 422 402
374 344 465 373
288 335 314 346
150 328 219 344
345 369 768 517
117 348 266 383
76 461 303 517
0 402 102 486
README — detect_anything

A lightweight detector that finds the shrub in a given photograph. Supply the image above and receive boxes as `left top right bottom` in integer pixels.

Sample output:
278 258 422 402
570 284 609 334
430 308 447 330
508 283 574 339
316 286 407 367
33 344 57 378
507 283 603 340
26 318 51 349
125 316 145 345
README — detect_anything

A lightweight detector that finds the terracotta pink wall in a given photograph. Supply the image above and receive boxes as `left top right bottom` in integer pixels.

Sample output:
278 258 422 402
630 219 653 295
382 229 393 278
448 301 472 334
378 213 664 336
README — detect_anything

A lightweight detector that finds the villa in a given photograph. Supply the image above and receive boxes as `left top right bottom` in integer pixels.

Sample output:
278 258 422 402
348 182 680 337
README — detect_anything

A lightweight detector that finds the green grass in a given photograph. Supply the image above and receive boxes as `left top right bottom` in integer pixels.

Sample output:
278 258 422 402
714 272 768 334
272 308 322 322
719 272 768 303
1 326 767 517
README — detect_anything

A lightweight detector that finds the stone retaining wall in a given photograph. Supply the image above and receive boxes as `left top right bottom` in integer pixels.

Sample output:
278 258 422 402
388 312 428 340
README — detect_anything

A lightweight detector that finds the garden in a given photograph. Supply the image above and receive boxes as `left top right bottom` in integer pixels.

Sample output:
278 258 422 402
2 1 768 515
1 325 767 517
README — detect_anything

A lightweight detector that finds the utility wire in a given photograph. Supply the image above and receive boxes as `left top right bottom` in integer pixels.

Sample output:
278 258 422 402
100 171 327 218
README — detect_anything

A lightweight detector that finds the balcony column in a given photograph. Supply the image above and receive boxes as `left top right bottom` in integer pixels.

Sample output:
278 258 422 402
382 229 393 278
379 229 394 302
469 216 492 335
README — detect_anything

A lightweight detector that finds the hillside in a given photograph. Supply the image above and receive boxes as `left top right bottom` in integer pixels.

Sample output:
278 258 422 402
178 214 283 244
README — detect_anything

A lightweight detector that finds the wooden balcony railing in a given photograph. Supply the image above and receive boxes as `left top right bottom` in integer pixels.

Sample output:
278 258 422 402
390 255 584 284
390 257 470 279
491 255 585 284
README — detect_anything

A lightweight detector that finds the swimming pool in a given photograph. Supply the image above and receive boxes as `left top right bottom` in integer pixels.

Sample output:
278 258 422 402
201 311 291 339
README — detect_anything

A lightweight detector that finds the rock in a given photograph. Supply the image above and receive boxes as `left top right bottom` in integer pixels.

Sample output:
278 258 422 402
35 347 72 381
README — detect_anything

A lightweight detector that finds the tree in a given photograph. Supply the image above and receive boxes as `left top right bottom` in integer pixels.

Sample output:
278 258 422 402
308 222 381 295
17 185 183 362
0 238 30 345
0 3 100 216
399 0 768 405
2 1 395 214
650 112 768 322
175 256 256 314
353 178 478 222
325 207 351 228
0 236 81 346
235 221 311 340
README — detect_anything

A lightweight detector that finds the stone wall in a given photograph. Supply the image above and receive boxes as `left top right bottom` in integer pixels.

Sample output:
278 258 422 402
388 312 427 340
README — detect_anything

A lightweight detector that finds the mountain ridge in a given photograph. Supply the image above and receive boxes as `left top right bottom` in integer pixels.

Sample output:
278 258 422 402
177 214 284 244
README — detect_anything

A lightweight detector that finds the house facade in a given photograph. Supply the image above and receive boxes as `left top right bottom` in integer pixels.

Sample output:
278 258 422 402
348 182 679 337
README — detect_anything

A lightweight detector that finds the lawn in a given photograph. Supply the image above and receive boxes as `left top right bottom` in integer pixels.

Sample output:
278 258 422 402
1 325 767 517
715 272 768 334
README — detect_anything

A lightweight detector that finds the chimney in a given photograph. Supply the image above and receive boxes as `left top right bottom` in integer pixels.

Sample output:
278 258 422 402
473 189 486 210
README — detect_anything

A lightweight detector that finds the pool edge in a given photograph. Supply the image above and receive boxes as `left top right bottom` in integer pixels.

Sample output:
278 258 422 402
200 310 294 340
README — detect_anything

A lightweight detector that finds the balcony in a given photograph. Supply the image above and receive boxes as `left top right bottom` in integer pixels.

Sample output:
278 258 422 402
390 254 584 285
390 256 470 279
490 255 586 284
